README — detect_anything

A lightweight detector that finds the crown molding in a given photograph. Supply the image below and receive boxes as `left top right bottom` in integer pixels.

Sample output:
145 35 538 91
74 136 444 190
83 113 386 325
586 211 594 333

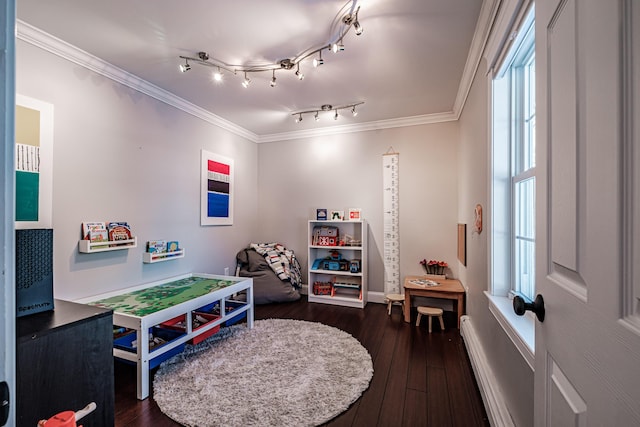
257 111 458 143
452 0 502 119
16 20 260 143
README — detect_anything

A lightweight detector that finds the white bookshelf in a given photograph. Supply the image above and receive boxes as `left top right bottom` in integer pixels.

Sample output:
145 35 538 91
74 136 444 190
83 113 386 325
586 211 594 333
307 219 367 308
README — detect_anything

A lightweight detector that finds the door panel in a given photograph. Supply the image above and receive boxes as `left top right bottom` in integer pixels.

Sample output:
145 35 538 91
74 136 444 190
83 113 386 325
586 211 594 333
536 0 640 425
547 358 586 427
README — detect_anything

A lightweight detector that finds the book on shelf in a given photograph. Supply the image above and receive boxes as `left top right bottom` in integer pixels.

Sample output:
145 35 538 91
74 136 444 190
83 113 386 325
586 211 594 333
147 240 167 254
81 221 106 240
167 241 180 252
89 228 108 243
107 222 132 241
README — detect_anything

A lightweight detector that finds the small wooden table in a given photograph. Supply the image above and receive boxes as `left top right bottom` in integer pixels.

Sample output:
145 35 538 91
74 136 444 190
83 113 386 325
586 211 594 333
403 276 466 328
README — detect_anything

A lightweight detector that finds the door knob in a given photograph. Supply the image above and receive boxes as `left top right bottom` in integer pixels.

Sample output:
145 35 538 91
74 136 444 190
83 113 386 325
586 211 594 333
513 294 545 322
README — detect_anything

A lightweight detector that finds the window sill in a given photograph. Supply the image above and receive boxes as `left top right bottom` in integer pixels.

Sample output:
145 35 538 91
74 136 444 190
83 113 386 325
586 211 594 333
485 291 535 371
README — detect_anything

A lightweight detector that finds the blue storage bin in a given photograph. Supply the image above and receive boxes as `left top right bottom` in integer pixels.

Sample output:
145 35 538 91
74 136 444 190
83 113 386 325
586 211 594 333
113 326 186 369
224 300 247 326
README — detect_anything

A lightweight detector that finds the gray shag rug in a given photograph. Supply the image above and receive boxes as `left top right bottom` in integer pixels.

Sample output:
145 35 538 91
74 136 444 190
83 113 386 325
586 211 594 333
153 318 374 427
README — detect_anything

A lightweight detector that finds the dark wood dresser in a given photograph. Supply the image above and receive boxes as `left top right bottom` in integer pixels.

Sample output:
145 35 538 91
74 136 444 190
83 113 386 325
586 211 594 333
16 299 114 427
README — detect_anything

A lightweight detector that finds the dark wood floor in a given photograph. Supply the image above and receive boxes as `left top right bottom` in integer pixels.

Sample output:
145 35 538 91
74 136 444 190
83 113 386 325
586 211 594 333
114 296 489 426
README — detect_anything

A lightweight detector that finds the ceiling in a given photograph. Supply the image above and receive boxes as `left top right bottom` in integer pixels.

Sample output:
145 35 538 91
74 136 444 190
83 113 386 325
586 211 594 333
16 0 486 141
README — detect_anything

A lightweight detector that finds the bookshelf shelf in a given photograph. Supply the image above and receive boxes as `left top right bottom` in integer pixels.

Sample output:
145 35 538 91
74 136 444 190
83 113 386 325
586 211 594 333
78 237 137 253
143 249 185 264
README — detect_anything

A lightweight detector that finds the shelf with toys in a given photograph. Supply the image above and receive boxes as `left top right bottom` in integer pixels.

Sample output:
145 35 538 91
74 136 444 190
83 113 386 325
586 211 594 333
307 219 367 308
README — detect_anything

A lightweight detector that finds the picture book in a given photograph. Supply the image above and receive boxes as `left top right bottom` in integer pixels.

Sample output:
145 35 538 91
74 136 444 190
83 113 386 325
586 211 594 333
147 240 167 253
167 241 179 252
107 222 132 241
81 221 106 240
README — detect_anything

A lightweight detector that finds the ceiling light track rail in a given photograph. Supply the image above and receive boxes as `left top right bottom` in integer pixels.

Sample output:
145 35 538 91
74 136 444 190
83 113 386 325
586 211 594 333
178 0 363 88
291 101 364 122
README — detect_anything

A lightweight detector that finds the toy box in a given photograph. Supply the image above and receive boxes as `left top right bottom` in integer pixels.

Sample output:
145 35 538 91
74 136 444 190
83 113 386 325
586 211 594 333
313 281 333 295
312 226 339 246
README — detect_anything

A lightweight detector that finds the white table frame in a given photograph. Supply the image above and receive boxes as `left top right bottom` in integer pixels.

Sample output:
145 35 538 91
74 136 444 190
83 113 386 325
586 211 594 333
77 273 253 400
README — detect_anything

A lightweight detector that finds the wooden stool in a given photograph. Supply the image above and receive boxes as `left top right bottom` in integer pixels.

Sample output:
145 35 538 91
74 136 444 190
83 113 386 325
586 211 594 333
385 293 404 315
416 306 445 333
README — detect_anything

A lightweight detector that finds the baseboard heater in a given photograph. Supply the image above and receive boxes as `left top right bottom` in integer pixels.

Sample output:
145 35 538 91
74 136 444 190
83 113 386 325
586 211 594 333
460 315 515 427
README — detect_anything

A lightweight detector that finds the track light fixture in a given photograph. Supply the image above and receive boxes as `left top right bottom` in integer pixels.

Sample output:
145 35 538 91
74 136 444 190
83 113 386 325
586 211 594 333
313 50 324 67
291 101 364 123
179 59 191 73
295 63 304 80
242 72 251 88
213 67 223 82
178 0 363 88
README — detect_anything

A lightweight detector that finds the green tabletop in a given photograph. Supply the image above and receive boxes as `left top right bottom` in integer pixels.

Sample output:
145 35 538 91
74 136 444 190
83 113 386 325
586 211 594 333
89 276 240 317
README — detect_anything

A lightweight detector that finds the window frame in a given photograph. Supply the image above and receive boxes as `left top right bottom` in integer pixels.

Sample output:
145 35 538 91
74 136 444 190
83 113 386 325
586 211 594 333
487 5 536 370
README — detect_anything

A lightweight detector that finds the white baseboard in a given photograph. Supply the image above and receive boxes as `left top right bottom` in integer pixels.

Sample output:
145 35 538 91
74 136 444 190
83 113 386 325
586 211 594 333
460 315 515 427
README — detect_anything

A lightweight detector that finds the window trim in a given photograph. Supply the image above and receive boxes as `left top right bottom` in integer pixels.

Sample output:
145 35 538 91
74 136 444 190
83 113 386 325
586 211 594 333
487 4 536 369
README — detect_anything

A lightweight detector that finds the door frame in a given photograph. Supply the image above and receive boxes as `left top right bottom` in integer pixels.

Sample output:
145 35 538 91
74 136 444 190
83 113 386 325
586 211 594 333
1 1 16 426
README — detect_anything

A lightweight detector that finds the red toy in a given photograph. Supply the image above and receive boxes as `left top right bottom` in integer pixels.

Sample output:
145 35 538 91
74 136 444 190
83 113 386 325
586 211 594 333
38 402 96 427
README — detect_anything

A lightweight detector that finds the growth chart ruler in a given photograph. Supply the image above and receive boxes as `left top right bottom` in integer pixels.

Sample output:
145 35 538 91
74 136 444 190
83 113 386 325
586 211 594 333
383 149 400 294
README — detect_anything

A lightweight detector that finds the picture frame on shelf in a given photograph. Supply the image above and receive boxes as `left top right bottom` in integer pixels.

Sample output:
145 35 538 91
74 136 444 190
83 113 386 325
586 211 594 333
330 210 344 221
347 208 362 221
316 208 328 220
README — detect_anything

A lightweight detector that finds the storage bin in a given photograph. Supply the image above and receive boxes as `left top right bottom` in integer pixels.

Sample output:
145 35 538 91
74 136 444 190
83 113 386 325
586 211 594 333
113 326 186 369
189 312 222 344
160 314 187 332
195 300 247 326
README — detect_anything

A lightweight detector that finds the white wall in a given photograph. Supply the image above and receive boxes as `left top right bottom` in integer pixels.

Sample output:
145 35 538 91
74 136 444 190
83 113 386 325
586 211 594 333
256 124 459 294
16 41 259 300
458 58 534 427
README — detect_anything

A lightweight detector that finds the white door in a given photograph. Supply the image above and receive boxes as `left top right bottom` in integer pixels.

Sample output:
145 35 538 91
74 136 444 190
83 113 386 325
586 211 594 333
535 0 640 425
1 1 16 426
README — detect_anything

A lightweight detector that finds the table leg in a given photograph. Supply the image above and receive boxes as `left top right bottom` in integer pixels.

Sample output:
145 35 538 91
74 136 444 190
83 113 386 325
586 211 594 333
457 295 464 329
403 291 411 323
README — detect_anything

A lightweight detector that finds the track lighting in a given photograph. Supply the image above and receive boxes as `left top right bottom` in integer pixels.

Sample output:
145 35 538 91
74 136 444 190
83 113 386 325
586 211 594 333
242 72 251 88
213 67 223 82
291 101 364 124
270 70 277 87
353 20 363 36
178 1 363 90
179 59 191 73
313 50 324 67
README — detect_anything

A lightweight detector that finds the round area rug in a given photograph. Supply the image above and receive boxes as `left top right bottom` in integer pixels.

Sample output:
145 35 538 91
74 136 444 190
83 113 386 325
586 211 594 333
153 318 374 427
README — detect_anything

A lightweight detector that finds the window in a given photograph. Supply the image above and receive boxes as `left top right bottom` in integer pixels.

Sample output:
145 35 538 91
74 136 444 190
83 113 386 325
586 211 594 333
492 10 536 302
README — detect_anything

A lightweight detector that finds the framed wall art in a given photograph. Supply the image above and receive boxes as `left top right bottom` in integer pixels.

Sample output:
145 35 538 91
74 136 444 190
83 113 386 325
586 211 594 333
15 94 54 229
201 150 234 226
457 223 467 266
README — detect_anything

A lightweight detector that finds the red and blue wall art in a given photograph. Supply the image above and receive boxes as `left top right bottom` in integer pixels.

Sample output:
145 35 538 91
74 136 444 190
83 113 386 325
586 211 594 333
201 150 234 225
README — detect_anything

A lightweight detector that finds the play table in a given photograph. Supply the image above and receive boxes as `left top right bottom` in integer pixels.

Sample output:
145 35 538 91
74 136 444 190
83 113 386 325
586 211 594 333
78 273 253 400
